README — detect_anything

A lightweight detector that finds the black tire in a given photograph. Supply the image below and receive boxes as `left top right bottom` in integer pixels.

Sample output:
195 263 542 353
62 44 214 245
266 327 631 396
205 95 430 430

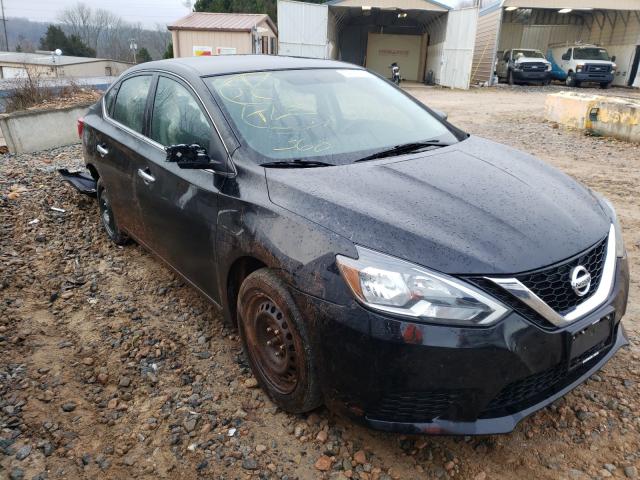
566 72 580 87
543 78 551 86
237 268 322 413
508 70 515 86
600 82 612 89
97 179 129 245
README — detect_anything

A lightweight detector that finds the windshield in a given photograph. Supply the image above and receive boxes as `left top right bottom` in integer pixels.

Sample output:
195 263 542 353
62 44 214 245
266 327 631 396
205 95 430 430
513 49 545 59
573 47 610 61
205 69 459 165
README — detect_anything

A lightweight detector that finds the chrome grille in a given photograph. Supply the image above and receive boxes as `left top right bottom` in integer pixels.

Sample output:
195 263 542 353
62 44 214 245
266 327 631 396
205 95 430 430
514 236 607 315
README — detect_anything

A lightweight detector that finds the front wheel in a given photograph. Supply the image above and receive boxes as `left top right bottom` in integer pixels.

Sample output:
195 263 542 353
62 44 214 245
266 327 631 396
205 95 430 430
566 72 580 87
237 268 322 413
508 70 515 85
600 82 612 89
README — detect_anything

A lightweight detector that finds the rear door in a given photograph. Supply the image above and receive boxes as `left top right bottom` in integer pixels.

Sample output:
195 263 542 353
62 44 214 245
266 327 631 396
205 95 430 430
134 74 227 299
96 74 153 240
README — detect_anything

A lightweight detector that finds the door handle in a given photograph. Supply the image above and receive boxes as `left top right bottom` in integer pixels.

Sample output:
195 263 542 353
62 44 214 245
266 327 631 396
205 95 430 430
96 143 109 157
137 168 155 184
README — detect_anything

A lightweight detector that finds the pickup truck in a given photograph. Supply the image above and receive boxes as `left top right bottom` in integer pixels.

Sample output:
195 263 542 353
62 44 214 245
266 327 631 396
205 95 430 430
497 49 552 85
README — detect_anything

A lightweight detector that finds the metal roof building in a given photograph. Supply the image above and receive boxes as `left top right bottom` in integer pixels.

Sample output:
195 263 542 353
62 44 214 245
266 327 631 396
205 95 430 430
470 0 640 87
278 0 478 88
168 12 278 57
0 52 131 79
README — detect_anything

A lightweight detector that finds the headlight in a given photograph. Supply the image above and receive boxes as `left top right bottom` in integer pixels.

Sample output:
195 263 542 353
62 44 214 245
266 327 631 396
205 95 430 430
576 64 584 72
546 64 552 71
599 196 626 257
336 247 509 326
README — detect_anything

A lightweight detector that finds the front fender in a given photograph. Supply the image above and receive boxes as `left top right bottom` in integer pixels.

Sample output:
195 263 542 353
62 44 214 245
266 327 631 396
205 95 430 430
215 168 357 323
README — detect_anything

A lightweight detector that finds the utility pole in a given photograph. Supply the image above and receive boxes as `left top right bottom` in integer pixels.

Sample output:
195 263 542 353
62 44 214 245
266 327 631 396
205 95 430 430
129 39 138 63
0 0 8 51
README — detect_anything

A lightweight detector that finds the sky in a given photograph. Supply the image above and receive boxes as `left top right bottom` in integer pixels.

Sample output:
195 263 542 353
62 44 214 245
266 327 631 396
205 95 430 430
4 0 192 28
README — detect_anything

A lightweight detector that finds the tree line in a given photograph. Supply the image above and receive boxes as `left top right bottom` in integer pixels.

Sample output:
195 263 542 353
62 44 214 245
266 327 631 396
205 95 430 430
14 3 172 63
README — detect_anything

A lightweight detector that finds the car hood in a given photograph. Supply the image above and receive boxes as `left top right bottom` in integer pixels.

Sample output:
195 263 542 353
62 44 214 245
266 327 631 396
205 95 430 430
516 56 550 64
265 136 610 275
574 59 613 65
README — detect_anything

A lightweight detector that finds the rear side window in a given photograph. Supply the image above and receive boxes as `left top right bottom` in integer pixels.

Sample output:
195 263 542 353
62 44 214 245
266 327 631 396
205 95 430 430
104 85 117 116
112 75 151 133
150 76 212 150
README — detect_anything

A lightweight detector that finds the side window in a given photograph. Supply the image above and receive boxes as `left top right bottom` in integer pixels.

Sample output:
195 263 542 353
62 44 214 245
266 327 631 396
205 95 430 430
562 49 571 61
112 75 151 133
150 77 212 152
104 84 118 116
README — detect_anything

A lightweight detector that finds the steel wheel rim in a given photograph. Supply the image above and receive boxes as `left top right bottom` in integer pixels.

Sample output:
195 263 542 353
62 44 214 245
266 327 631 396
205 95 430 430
99 191 116 238
244 294 300 394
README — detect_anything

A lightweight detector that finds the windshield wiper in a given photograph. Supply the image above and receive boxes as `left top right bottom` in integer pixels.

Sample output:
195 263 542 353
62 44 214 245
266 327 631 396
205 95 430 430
262 160 334 168
355 140 450 163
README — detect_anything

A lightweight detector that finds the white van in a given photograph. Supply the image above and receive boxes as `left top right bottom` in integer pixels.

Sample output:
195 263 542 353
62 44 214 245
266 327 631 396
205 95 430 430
547 44 616 89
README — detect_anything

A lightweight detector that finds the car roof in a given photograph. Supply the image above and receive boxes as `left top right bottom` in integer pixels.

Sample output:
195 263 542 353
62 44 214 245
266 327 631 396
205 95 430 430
125 55 361 78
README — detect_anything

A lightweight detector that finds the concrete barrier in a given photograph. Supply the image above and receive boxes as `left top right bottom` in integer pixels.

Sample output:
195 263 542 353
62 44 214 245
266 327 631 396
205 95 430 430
0 102 91 154
545 91 640 143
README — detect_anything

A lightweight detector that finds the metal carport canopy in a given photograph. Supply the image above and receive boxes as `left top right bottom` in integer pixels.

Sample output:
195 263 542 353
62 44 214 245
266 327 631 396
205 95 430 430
326 0 449 12
502 0 640 10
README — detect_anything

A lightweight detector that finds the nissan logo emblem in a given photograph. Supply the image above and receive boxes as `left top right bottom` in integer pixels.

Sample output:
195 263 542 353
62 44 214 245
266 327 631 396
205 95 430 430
570 266 592 297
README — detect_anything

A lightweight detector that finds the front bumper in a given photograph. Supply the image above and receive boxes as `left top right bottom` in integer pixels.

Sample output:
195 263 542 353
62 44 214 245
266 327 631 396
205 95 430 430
575 72 614 83
512 69 552 82
294 257 629 435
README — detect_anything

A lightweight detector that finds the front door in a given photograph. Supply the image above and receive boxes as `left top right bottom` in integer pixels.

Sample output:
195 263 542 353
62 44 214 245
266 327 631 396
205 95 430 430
133 74 228 300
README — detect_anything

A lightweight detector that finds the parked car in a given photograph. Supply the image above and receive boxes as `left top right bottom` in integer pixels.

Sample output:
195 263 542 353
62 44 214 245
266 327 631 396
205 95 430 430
497 48 552 85
77 56 629 435
548 44 616 88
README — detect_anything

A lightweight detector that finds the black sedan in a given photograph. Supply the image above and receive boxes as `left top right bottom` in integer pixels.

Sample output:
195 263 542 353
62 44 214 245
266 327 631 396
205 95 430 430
76 55 629 435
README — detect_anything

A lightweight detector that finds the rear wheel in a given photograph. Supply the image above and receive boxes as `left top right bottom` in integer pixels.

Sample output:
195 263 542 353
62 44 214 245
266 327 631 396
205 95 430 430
237 268 322 413
97 180 129 245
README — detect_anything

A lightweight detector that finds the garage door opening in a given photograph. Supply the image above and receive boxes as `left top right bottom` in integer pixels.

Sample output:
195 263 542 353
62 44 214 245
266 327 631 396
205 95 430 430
328 4 449 83
471 1 640 88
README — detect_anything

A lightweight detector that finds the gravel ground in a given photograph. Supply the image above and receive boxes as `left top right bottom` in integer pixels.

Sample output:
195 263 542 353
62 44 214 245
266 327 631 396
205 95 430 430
1 86 639 480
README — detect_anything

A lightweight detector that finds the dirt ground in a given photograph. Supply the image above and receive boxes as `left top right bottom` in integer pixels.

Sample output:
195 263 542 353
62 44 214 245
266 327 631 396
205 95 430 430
1 85 639 480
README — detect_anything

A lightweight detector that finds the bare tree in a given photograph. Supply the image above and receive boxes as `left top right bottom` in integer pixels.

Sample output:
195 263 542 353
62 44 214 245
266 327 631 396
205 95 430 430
55 3 171 62
58 3 93 46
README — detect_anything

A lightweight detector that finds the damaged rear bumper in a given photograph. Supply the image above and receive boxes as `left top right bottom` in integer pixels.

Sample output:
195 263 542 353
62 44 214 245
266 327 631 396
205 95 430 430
58 169 97 197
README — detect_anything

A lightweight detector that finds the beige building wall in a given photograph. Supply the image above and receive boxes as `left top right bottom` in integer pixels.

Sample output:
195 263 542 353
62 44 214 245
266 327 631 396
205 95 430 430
172 22 277 57
0 60 131 79
470 6 502 85
366 33 423 81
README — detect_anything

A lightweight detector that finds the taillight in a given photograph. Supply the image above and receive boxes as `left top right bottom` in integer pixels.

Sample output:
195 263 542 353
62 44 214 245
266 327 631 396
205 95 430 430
77 117 84 139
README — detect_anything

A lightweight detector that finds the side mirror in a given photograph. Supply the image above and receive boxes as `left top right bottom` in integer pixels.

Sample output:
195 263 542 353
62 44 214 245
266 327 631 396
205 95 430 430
611 55 616 62
433 109 448 122
166 144 218 169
